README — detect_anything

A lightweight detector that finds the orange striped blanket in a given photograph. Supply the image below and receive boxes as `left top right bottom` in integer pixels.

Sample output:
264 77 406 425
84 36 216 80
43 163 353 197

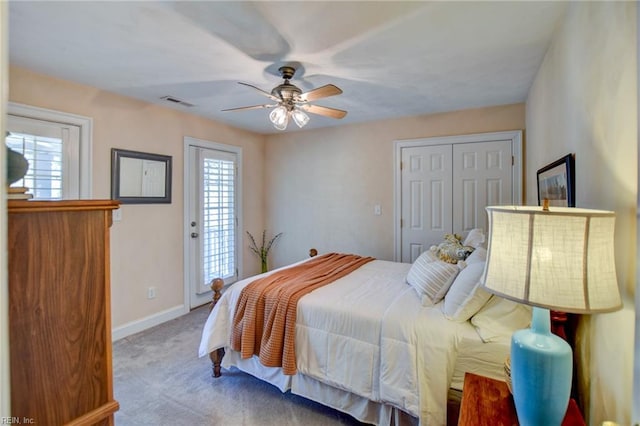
231 252 374 375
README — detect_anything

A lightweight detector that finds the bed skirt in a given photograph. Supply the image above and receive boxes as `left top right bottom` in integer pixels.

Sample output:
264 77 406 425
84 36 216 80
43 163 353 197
222 349 421 426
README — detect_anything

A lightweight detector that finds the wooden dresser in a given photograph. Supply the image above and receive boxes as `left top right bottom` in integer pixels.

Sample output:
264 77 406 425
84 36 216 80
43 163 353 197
8 200 120 425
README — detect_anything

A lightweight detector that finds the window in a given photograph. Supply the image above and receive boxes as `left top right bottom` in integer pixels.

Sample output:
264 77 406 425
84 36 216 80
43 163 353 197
202 155 237 282
6 103 92 199
6 131 65 199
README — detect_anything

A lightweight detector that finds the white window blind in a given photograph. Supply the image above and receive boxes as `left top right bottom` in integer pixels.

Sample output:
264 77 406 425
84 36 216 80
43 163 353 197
201 155 236 283
6 132 64 200
6 111 84 200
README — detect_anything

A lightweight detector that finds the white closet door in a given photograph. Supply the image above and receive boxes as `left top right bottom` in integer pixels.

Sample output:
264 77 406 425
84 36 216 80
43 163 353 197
395 131 522 263
400 144 453 263
452 140 513 235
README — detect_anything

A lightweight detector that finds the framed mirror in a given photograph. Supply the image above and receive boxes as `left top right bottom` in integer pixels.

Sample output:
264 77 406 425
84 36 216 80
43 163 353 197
111 148 172 204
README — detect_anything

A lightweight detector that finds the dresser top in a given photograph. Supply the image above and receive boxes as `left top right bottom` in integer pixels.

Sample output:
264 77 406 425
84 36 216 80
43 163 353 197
8 199 120 213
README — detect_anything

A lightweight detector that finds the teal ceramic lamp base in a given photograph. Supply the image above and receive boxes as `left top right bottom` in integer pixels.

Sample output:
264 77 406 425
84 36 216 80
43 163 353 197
511 307 572 426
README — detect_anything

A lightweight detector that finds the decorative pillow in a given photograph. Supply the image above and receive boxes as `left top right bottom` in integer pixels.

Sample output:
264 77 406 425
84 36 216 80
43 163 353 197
443 262 492 322
463 228 486 248
415 249 439 264
432 233 474 264
406 256 461 306
470 296 532 343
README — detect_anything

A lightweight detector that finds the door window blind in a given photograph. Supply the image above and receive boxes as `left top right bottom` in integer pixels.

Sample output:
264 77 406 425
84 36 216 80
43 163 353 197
201 156 236 283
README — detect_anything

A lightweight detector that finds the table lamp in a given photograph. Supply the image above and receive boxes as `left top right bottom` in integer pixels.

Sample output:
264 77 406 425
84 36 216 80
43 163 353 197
481 203 622 426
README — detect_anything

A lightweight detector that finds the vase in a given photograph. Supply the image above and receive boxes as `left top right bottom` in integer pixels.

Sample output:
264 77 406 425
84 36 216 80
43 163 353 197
261 258 268 274
6 145 29 186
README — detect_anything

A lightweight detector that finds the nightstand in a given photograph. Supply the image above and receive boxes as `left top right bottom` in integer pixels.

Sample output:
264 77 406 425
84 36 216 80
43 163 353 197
458 373 585 426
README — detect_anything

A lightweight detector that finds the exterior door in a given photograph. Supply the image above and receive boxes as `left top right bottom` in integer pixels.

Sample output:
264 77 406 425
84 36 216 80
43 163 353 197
187 143 239 308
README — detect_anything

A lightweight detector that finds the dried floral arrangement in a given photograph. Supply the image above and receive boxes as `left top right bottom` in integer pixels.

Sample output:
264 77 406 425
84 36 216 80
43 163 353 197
247 230 282 273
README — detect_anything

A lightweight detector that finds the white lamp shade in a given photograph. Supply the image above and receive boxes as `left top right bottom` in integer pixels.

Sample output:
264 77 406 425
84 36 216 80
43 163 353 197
481 206 621 313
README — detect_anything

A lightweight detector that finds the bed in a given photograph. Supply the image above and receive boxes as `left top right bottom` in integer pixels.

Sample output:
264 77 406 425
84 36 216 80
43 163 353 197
198 242 532 425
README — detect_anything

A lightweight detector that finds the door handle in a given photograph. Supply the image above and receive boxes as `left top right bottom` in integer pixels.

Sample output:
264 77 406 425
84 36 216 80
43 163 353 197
191 232 199 238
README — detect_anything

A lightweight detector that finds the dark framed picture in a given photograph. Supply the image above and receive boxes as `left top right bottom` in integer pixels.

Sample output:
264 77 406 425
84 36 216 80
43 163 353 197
111 148 172 204
537 154 575 207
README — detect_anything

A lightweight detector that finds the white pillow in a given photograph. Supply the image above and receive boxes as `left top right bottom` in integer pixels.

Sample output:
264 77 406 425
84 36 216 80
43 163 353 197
443 262 492 322
406 257 460 306
471 296 532 343
418 249 439 263
465 247 487 265
463 228 486 248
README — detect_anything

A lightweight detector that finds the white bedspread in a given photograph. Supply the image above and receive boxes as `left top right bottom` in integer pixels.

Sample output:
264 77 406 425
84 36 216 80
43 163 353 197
199 258 468 425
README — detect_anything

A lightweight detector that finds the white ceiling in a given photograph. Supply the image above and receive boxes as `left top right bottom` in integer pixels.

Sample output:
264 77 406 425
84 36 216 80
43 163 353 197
8 1 567 135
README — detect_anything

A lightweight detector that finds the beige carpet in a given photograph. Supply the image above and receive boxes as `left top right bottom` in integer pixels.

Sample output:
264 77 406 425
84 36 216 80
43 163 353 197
112 305 366 425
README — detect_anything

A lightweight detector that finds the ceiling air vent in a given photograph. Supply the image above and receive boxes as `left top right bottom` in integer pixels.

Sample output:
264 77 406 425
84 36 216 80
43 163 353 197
160 96 195 108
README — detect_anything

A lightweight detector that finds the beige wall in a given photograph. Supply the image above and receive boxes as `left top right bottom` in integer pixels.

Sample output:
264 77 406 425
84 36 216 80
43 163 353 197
264 104 525 267
526 2 636 423
8 66 266 329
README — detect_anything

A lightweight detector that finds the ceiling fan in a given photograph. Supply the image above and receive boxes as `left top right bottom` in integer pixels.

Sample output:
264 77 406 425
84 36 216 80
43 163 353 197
222 66 347 130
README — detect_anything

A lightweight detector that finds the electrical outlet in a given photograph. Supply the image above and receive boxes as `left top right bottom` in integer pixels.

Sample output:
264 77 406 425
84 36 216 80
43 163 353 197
147 287 157 299
113 208 122 222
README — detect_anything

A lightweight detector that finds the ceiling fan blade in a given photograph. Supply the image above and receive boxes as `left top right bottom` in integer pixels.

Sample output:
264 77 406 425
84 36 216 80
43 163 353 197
238 82 281 102
299 84 343 102
303 104 347 119
222 104 276 112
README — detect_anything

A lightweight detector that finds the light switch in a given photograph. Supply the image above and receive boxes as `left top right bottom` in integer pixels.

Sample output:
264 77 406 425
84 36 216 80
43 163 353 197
374 204 381 216
113 208 122 222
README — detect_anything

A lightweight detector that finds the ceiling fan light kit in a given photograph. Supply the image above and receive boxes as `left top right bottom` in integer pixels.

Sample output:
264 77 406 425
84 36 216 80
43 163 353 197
291 108 310 128
269 106 289 130
223 65 347 131
269 105 310 130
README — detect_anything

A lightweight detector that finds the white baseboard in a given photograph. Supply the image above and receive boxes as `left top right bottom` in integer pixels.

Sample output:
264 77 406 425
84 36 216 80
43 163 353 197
112 304 188 341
